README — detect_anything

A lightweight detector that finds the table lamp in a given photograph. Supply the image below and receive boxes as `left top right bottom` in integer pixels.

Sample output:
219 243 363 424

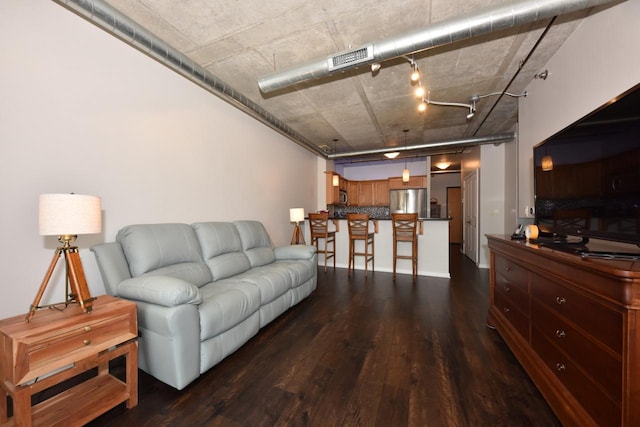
26 193 102 321
289 208 305 245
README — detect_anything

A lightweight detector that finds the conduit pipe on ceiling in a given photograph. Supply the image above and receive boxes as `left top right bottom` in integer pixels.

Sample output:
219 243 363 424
258 0 617 93
52 0 327 158
328 133 515 159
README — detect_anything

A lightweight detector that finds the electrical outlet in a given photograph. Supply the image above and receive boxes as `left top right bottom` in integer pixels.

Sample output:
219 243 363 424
524 206 530 217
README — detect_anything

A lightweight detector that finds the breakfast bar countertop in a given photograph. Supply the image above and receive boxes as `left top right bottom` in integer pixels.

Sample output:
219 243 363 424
304 216 451 279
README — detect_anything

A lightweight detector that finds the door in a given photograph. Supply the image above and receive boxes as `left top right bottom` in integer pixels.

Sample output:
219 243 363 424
447 187 462 244
463 170 479 264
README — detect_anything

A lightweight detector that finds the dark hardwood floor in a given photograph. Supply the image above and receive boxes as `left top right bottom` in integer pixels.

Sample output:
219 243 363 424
87 245 560 426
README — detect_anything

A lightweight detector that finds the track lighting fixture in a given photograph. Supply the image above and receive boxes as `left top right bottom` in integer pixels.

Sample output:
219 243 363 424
417 101 427 113
371 63 381 73
424 90 527 120
410 63 420 82
415 82 425 98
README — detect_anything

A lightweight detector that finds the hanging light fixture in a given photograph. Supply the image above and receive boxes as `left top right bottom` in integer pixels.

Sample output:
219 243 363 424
415 82 425 98
435 161 451 170
410 62 420 82
402 129 410 182
384 152 400 159
332 138 340 185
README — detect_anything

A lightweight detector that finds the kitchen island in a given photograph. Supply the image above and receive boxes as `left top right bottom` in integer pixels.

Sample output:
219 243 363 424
305 217 451 278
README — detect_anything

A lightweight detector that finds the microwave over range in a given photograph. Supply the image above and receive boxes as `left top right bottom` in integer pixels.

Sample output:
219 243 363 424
339 190 347 205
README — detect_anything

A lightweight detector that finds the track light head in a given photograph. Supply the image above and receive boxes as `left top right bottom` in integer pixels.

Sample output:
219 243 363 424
410 63 420 82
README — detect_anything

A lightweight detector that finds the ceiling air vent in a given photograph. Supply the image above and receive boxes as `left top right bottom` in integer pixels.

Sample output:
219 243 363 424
327 45 374 71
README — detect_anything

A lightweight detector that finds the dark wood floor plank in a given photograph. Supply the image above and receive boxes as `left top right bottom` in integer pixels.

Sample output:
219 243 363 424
79 245 560 427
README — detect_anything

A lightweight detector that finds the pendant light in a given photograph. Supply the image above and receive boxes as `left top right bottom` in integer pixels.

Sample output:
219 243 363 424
402 129 410 182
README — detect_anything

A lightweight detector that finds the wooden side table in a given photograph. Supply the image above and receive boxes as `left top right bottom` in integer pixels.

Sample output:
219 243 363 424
0 295 138 427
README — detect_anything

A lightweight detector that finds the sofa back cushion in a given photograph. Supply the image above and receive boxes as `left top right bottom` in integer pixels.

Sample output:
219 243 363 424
117 223 212 287
233 220 276 267
192 222 251 281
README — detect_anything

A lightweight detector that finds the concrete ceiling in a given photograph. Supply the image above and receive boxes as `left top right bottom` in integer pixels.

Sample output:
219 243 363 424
99 0 603 168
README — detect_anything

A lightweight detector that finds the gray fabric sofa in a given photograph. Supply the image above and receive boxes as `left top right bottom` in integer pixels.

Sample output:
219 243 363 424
91 220 317 390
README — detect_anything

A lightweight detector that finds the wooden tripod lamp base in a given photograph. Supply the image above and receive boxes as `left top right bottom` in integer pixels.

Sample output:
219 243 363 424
289 208 306 245
26 239 95 322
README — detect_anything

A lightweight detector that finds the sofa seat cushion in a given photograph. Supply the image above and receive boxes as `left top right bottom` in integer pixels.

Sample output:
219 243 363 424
117 223 212 286
232 266 293 305
273 259 316 287
192 222 251 280
198 281 261 341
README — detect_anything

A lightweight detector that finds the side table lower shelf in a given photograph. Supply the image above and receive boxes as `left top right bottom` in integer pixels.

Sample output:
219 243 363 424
1 339 137 427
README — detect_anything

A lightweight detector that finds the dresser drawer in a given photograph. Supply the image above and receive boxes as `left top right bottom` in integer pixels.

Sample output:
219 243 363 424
494 272 529 316
494 255 528 294
532 327 621 427
531 299 622 402
530 273 622 354
494 289 529 340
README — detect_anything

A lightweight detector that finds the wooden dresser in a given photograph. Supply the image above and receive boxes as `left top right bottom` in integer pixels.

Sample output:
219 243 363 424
487 235 640 427
0 295 138 427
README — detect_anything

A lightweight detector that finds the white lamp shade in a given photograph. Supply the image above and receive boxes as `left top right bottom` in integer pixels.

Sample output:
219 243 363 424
39 193 102 236
289 208 305 223
402 168 410 182
332 174 339 187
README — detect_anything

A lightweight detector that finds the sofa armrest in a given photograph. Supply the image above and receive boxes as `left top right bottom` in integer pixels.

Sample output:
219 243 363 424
274 244 316 260
118 276 203 307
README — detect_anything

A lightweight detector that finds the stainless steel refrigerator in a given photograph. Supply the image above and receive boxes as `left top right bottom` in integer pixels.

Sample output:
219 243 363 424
389 188 428 219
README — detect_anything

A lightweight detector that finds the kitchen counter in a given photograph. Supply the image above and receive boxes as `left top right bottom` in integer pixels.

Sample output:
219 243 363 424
304 217 450 278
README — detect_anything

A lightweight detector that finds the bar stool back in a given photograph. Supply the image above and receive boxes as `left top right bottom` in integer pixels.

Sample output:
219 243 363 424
308 212 336 272
347 213 374 276
392 213 419 280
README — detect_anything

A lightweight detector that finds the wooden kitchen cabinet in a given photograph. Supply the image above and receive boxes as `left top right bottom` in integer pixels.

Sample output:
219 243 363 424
388 175 427 189
347 180 359 206
0 295 138 427
373 179 389 205
357 181 374 206
487 236 640 426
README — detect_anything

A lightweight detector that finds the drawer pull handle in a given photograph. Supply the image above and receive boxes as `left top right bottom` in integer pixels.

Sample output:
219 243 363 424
84 326 92 332
504 266 511 272
556 363 566 372
503 285 510 292
503 307 510 313
555 329 566 338
555 296 566 305
83 339 91 346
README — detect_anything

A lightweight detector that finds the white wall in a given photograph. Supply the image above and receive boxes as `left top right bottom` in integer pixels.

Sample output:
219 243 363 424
478 143 506 268
0 1 318 318
518 0 640 216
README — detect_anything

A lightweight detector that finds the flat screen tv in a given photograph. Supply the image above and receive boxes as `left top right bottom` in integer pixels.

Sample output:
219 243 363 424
533 84 640 249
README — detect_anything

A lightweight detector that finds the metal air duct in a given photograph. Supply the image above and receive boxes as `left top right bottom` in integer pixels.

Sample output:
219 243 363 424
258 0 617 93
328 133 516 160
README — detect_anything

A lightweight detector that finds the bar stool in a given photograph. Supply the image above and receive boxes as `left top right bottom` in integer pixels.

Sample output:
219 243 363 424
347 213 374 276
308 212 336 272
392 213 419 280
